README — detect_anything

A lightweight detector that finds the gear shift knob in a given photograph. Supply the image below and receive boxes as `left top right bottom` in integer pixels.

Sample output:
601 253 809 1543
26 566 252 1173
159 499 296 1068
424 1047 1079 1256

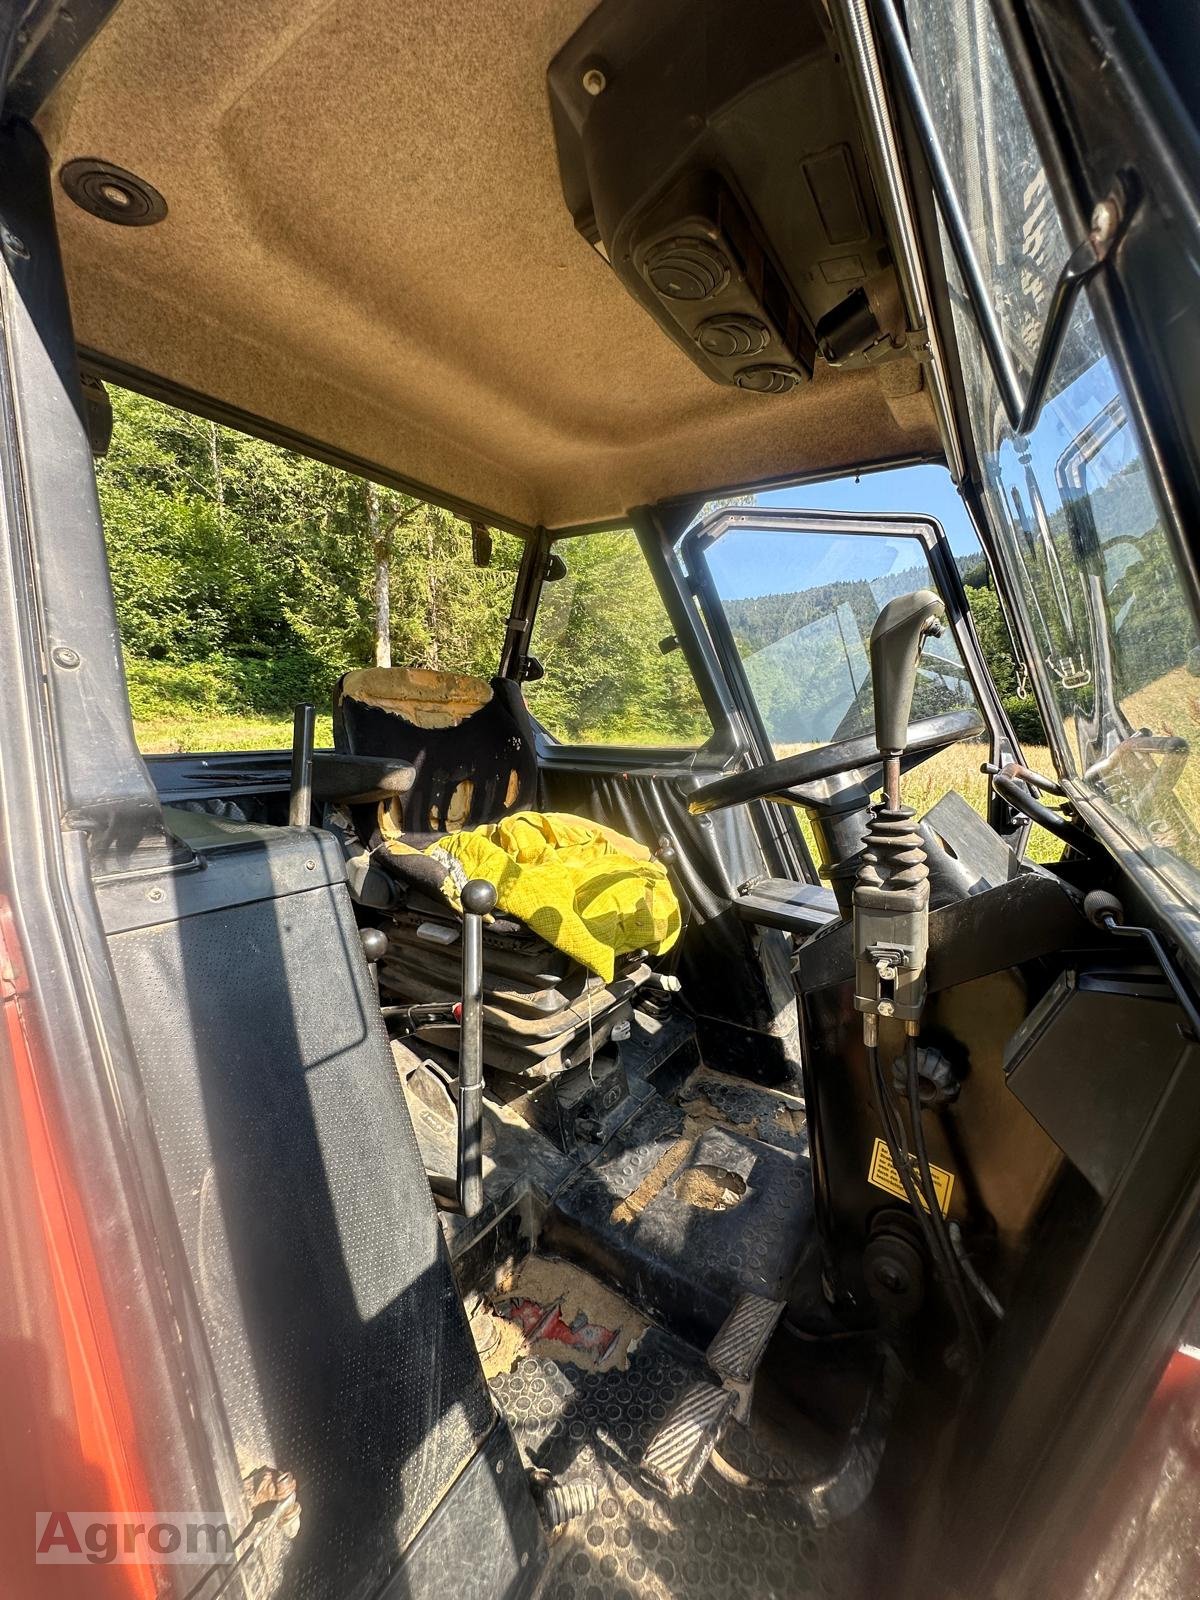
461 879 497 916
869 589 946 758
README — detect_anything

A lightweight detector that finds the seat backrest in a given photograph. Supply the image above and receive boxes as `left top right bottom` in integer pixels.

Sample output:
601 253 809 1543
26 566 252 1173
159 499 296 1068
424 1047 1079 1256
334 666 538 831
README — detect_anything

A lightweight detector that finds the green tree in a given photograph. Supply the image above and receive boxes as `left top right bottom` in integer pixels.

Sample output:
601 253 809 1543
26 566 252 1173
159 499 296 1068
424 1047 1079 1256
97 385 521 727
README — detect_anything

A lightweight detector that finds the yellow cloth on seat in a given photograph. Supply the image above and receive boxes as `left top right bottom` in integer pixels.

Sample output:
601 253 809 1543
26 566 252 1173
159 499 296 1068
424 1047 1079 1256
383 810 681 981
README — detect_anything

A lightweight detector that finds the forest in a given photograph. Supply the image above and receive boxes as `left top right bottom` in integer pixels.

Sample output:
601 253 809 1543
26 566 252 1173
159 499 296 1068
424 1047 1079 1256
96 383 1045 753
97 385 712 748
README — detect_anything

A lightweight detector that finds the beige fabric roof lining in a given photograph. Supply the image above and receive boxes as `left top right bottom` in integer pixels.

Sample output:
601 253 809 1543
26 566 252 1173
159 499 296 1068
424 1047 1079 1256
40 0 940 528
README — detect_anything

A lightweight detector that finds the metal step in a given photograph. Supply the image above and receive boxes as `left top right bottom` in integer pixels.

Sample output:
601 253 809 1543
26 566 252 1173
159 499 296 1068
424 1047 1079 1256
641 1293 784 1495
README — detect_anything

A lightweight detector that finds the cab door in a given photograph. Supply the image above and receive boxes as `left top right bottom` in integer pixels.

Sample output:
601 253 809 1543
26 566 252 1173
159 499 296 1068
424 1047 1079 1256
679 505 1020 847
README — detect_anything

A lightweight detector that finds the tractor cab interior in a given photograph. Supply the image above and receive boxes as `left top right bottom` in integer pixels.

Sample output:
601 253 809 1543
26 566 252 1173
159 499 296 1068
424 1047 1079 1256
4 2 1200 1600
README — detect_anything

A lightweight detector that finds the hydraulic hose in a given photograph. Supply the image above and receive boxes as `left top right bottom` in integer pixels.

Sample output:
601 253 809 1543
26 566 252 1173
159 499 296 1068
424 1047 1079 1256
904 1034 982 1365
867 1040 980 1367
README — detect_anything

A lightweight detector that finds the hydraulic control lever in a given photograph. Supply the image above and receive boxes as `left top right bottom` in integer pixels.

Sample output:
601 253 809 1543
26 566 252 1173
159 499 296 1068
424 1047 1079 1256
378 879 497 1219
869 589 946 811
854 591 945 1033
853 593 986 1361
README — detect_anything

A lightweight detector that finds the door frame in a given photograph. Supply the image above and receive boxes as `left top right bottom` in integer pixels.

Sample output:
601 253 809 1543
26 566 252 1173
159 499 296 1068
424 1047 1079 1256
679 503 1022 838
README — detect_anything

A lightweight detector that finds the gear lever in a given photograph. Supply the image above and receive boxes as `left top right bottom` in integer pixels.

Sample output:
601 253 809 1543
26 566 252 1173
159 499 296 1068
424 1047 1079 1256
854 590 946 1032
869 589 947 812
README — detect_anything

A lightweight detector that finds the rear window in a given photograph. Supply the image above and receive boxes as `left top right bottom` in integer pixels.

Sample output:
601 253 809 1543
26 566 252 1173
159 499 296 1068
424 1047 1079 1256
524 529 712 747
96 385 522 752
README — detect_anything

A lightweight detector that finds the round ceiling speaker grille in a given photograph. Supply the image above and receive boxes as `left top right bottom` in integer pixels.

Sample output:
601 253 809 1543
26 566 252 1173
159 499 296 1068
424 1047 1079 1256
735 363 804 395
643 237 731 301
696 314 770 359
59 159 167 226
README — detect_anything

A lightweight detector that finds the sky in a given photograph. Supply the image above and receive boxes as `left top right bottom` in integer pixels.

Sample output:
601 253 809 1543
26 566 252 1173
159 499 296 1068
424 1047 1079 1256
757 463 981 557
700 462 982 603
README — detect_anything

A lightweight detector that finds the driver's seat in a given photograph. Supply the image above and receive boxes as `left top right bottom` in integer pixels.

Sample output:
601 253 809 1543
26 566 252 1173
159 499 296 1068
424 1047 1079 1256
334 666 539 832
331 666 653 1075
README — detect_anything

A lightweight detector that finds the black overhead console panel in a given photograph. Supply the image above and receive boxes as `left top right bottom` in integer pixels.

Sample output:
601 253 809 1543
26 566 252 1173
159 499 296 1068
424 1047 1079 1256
548 0 903 392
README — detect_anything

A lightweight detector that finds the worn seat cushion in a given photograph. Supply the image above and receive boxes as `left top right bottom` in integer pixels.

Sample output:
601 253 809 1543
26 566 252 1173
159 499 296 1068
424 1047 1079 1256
334 666 538 833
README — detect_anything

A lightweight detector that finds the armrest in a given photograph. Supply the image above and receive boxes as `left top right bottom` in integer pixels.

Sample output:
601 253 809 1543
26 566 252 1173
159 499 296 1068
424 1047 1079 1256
311 752 417 804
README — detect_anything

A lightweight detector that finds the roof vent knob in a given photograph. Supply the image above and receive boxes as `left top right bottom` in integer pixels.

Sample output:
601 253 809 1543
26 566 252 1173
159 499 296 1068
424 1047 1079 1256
734 364 804 395
696 314 770 358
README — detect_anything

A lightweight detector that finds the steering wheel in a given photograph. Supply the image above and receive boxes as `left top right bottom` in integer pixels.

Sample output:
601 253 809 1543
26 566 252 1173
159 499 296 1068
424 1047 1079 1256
688 709 983 814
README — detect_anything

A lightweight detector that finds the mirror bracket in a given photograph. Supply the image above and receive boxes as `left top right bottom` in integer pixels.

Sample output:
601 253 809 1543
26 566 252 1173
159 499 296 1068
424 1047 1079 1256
470 521 493 568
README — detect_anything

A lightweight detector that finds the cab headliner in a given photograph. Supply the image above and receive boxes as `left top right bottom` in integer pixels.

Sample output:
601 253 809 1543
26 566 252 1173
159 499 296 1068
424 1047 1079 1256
39 0 941 528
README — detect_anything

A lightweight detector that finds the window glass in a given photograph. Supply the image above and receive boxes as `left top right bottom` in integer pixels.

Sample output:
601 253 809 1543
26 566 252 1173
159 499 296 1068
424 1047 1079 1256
525 529 712 746
905 0 1075 386
706 524 978 752
96 384 522 752
908 0 1200 892
701 517 988 835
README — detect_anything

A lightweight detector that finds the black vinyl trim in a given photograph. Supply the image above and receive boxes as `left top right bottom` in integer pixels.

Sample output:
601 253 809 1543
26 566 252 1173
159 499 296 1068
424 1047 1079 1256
3 0 121 122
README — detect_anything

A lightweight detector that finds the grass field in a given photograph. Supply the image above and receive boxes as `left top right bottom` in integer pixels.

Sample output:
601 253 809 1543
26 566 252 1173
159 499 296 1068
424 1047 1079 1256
913 743 1067 864
135 713 334 753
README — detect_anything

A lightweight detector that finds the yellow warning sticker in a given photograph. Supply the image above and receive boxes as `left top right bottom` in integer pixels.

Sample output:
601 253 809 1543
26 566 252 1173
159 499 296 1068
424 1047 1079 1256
867 1137 955 1217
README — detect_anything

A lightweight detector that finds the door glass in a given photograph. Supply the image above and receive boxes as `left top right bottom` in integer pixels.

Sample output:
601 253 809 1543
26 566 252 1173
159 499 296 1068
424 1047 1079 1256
699 516 987 824
706 521 978 738
904 0 1077 388
525 529 712 746
906 0 1200 898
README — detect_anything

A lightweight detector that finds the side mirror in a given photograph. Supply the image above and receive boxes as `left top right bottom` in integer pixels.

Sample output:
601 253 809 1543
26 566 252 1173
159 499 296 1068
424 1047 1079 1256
544 552 567 582
518 656 545 682
470 522 493 568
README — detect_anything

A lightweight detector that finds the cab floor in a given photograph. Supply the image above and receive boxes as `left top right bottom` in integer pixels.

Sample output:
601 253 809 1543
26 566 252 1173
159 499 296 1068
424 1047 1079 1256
488 1280 881 1600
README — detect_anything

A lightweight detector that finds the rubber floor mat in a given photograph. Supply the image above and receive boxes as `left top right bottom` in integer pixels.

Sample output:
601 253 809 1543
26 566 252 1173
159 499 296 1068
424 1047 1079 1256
490 1325 875 1599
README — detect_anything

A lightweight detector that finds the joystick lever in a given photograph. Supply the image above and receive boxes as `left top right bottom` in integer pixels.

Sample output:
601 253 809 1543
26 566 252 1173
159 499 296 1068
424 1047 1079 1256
855 590 946 1039
869 589 946 810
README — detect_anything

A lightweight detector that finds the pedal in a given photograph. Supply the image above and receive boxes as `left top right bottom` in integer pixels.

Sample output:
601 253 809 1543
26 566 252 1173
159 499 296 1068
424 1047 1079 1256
707 1292 784 1420
641 1294 784 1496
641 1380 735 1496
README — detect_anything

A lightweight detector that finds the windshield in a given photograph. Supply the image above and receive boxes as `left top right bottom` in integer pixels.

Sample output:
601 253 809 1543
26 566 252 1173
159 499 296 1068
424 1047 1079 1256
703 521 977 752
906 0 1200 894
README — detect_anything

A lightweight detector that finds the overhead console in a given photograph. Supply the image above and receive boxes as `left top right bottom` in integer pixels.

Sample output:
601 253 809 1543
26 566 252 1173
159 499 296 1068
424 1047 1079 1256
548 0 907 392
